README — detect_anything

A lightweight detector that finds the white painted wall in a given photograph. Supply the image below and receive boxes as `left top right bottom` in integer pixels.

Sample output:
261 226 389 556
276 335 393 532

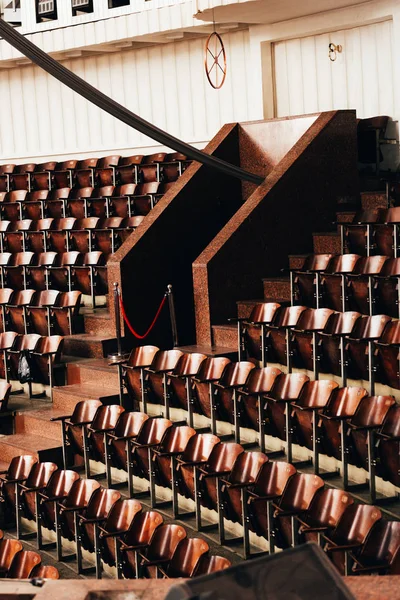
0 29 257 162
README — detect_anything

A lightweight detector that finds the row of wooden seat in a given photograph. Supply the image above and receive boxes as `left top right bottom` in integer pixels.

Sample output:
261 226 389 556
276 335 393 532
0 184 170 221
0 456 230 579
341 207 400 256
0 251 108 306
0 152 191 193
0 530 59 579
0 332 63 399
0 289 81 336
0 217 143 255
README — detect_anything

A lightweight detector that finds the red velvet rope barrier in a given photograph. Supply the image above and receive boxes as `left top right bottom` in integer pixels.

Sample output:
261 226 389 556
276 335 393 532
119 294 167 340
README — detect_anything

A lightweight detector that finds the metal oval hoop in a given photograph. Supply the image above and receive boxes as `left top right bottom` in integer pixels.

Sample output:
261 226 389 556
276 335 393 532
204 32 227 90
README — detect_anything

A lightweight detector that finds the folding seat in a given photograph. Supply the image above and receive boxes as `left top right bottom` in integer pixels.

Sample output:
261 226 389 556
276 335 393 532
161 153 191 183
95 156 121 187
157 537 209 578
149 425 196 509
373 257 400 318
76 487 122 574
0 190 28 221
85 187 115 219
69 217 99 254
10 163 36 192
0 455 38 515
234 301 281 365
6 289 37 334
138 523 187 578
145 349 184 418
110 183 138 218
52 290 82 336
322 504 382 575
48 218 76 253
15 461 58 542
318 386 369 488
351 520 400 575
290 308 335 377
117 345 160 410
374 207 400 257
105 411 149 488
375 404 400 488
93 217 124 255
31 162 58 192
194 554 231 576
0 539 23 575
168 352 207 427
218 451 269 551
345 314 391 390
340 209 383 255
98 498 142 578
321 254 361 312
115 155 144 185
50 399 102 470
290 254 334 309
0 252 12 288
265 305 307 370
73 251 108 308
139 153 167 184
119 511 164 578
67 187 94 219
117 216 145 245
345 255 388 315
0 164 15 193
4 252 36 290
27 289 61 336
45 187 72 219
129 417 173 498
289 379 339 474
85 404 125 476
22 190 49 221
6 549 41 578
25 219 54 254
0 331 18 380
6 333 42 389
0 288 14 332
0 220 11 253
3 219 33 253
174 433 220 518
53 161 78 189
263 373 309 463
375 319 400 390
133 182 162 216
74 158 99 188
48 251 83 291
31 565 60 579
55 478 101 562
271 473 324 551
37 469 80 545
0 381 11 412
213 361 256 440
344 395 395 505
295 488 354 546
29 335 64 395
190 357 231 426
27 252 58 291
247 461 297 554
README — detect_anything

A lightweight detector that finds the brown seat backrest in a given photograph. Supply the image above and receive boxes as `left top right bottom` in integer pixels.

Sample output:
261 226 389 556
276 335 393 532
34 335 63 356
9 219 33 232
69 188 94 200
60 251 83 266
6 550 41 578
123 510 163 547
0 331 18 349
33 219 54 232
219 361 256 388
349 315 392 341
195 357 231 382
0 164 15 174
26 190 49 201
164 152 187 162
294 308 335 332
322 387 369 419
5 190 28 202
382 207 400 223
242 367 283 394
113 411 149 439
92 186 115 197
119 155 144 166
76 158 98 169
0 289 14 305
268 373 309 401
180 433 220 463
272 305 307 328
227 451 269 485
150 349 184 372
24 462 58 489
90 404 125 432
98 217 123 229
0 221 11 232
73 217 99 230
143 153 167 164
350 395 395 429
324 254 361 274
379 258 400 277
252 460 296 497
299 254 334 272
135 418 173 445
85 487 121 520
357 520 400 566
48 187 71 199
56 161 77 170
70 399 103 425
35 252 59 266
158 425 196 455
102 498 142 533
35 162 58 172
58 291 82 309
51 218 76 231
306 488 354 529
378 404 400 438
195 554 232 576
43 469 80 499
97 156 121 169
121 216 145 228
146 523 187 561
83 251 105 266
330 504 382 545
0 253 11 266
351 255 387 275
31 564 60 579
278 473 325 512
135 182 159 194
6 455 38 481
114 184 137 196
9 289 36 306
249 302 281 324
173 353 207 377
14 164 36 174
352 209 383 224
378 320 400 345
9 252 35 267
295 380 338 409
35 289 60 307
0 539 23 571
321 311 361 336
63 478 101 509
167 537 209 578
204 442 243 475
127 345 160 368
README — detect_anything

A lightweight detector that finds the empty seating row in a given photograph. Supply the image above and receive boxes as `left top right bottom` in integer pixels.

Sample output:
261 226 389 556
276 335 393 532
0 153 191 193
0 534 59 579
341 207 400 257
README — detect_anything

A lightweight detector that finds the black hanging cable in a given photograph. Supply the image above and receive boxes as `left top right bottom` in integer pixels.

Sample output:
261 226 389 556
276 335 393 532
0 18 264 185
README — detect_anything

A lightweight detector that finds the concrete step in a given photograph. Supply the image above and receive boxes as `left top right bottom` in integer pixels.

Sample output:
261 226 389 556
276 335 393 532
312 232 341 254
262 277 291 302
63 333 120 359
211 323 237 349
361 191 387 210
14 407 65 442
336 211 356 224
176 344 238 360
0 433 63 464
288 255 308 270
83 308 115 338
52 382 119 412
66 358 120 388
236 298 290 319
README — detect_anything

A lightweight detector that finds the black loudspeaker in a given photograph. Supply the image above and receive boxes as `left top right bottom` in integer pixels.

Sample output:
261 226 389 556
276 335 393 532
165 543 355 600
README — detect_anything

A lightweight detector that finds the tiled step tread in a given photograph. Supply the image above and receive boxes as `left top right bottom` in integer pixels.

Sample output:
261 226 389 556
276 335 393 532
0 433 61 452
53 382 119 397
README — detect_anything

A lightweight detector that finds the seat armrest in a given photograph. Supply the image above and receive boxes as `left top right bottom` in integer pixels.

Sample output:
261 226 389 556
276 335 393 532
50 414 72 422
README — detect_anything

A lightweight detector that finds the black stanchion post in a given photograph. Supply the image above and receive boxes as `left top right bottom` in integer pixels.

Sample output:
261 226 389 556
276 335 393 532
167 284 179 348
108 282 128 364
